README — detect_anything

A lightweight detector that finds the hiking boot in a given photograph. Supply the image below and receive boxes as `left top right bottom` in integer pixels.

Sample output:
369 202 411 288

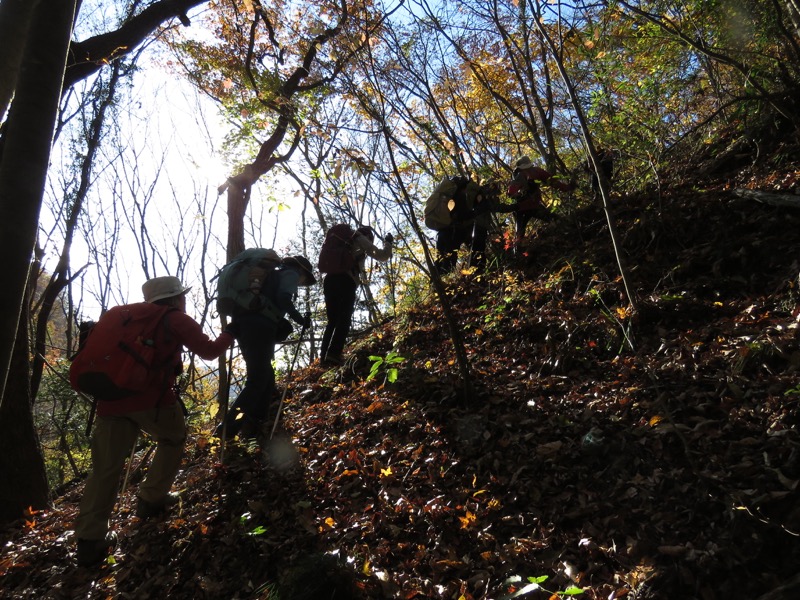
136 493 180 519
76 532 117 567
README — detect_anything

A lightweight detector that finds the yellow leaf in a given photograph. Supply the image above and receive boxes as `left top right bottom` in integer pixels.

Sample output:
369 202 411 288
458 511 477 528
362 557 371 575
649 415 664 426
381 466 393 477
325 517 336 528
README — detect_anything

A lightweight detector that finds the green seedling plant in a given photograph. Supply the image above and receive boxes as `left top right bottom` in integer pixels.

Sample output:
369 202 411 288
367 351 405 384
240 511 267 536
498 575 584 599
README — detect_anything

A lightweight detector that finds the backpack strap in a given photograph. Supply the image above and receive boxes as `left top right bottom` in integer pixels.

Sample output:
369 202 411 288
151 307 183 417
255 266 284 322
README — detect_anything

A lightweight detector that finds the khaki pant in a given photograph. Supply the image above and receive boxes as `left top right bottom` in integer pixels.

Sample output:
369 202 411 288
74 403 186 541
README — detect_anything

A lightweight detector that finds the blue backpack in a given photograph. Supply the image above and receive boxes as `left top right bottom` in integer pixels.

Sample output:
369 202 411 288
216 248 283 320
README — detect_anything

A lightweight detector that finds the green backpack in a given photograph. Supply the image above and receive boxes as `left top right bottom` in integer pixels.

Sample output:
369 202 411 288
216 248 282 320
424 177 457 230
424 176 479 231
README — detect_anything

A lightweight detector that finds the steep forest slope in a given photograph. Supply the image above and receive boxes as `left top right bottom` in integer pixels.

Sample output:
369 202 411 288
2 132 800 599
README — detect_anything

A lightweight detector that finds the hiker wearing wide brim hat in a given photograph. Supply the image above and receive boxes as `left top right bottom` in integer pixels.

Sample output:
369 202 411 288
320 225 393 366
508 155 574 242
217 255 316 439
74 275 235 568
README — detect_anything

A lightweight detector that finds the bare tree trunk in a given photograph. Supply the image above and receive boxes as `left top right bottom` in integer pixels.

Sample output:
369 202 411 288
219 2 349 259
0 291 49 522
0 0 40 122
0 0 77 409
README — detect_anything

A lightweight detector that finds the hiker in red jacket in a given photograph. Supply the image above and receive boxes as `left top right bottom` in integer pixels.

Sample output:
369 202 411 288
74 276 235 568
508 155 574 241
320 226 392 365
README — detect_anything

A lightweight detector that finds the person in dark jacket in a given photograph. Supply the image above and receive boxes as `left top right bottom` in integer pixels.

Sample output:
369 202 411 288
434 177 474 275
469 179 513 270
74 276 235 568
507 156 573 241
587 147 614 200
219 256 316 439
320 227 392 365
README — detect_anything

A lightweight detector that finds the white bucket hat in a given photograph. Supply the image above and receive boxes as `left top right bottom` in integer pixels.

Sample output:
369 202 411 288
142 276 191 303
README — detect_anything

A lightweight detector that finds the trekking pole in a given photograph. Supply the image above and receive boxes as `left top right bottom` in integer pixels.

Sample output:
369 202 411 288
120 436 138 496
219 343 234 461
269 321 309 440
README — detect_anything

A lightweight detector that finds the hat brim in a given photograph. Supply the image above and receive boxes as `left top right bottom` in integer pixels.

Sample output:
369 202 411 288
147 286 191 303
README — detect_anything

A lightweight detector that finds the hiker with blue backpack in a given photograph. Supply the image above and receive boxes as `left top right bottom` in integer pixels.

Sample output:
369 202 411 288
216 254 316 440
71 276 236 568
318 224 393 366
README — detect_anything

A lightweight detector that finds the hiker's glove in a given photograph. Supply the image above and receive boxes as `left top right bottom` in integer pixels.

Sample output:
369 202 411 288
300 312 312 328
224 321 241 338
385 233 394 244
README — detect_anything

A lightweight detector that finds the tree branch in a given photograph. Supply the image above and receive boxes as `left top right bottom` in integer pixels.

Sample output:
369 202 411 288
64 0 205 91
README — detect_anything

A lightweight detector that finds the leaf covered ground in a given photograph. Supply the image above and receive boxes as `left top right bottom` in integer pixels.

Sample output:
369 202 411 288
3 139 800 599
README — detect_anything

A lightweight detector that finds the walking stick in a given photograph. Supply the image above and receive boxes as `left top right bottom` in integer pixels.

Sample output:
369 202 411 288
219 343 234 461
120 436 138 496
269 321 309 440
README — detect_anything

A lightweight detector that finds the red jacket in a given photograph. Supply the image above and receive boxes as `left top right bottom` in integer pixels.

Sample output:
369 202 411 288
508 167 572 212
96 311 233 417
